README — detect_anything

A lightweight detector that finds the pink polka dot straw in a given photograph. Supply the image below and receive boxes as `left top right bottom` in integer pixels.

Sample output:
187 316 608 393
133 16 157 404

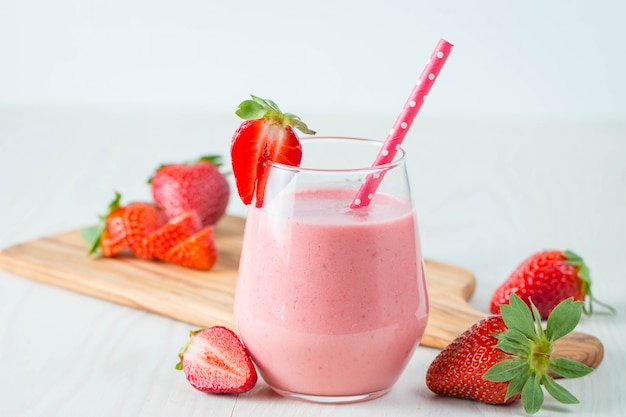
350 38 453 208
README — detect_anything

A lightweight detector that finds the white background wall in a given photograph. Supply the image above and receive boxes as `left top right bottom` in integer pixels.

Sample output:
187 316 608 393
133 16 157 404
1 0 624 122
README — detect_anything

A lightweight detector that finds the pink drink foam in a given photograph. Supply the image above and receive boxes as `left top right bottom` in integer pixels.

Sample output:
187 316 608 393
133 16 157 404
235 188 428 396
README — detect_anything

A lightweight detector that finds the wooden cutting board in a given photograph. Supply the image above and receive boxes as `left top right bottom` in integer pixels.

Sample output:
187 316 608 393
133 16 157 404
0 215 603 370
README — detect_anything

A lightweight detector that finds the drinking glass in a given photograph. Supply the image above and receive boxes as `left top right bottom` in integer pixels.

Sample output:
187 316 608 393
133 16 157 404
234 136 428 403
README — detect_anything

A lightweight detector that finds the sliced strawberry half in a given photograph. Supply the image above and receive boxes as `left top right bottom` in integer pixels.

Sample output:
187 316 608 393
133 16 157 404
176 326 257 394
84 192 166 258
160 226 217 270
149 210 203 260
126 202 168 259
231 95 315 207
100 229 128 257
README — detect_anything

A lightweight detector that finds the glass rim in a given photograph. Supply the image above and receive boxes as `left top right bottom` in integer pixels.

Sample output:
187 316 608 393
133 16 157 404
267 136 407 173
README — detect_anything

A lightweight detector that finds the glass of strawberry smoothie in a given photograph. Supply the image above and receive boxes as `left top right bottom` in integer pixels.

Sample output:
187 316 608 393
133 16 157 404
234 137 428 403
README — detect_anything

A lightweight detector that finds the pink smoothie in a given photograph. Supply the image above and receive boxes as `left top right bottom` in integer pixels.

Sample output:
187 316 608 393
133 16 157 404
234 188 428 398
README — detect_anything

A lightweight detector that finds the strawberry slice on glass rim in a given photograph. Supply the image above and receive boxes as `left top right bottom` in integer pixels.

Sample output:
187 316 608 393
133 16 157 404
230 95 315 207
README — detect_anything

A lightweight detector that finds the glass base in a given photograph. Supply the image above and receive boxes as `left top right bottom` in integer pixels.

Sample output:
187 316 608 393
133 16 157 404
270 387 391 404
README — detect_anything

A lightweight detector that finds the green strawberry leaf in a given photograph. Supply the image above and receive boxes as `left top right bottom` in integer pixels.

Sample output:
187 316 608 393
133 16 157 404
199 155 224 168
500 293 537 341
81 225 100 242
288 116 316 135
482 294 593 413
260 96 282 113
563 249 616 316
545 298 583 341
563 249 584 266
495 328 533 356
84 191 122 255
530 302 545 338
236 98 267 120
107 191 122 212
542 375 580 404
548 357 593 379
236 95 316 135
564 250 592 308
522 374 544 414
483 358 527 382
505 366 531 400
81 224 103 255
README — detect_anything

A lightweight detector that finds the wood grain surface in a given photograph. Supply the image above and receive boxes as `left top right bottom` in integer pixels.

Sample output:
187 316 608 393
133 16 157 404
0 215 603 369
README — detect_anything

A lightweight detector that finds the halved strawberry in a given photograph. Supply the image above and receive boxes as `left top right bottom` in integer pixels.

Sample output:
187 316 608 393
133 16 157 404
231 95 315 207
160 226 217 270
126 202 168 259
100 229 128 257
98 201 129 257
149 210 203 260
84 192 166 258
176 326 257 394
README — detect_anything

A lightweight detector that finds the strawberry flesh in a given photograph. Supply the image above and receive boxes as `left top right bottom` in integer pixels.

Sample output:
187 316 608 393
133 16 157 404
177 326 257 394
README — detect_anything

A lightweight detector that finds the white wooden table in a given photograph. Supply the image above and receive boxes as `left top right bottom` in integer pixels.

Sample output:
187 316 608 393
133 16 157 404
1 109 624 416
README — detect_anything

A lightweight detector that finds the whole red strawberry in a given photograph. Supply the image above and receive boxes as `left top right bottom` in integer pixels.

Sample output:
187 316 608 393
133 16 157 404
176 326 257 394
426 315 519 405
231 95 315 207
426 294 593 414
490 250 600 319
151 156 230 227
